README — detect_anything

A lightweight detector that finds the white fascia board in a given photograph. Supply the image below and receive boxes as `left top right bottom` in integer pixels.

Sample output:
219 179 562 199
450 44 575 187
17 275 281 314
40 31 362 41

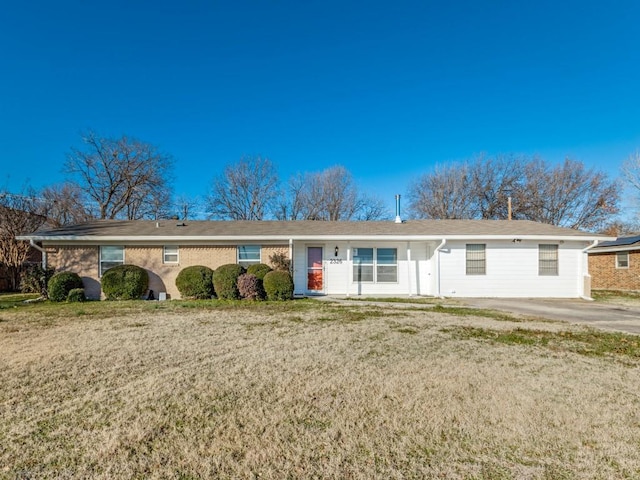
24 233 610 243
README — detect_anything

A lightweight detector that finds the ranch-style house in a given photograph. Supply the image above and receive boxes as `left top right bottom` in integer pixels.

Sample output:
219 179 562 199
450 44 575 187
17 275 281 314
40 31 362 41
17 218 612 300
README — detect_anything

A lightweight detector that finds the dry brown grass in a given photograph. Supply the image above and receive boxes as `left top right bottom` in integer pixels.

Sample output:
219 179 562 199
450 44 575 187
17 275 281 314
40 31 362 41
2 300 640 479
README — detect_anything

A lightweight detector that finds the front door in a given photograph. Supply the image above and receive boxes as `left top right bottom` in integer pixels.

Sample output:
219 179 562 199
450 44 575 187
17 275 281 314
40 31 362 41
307 247 324 293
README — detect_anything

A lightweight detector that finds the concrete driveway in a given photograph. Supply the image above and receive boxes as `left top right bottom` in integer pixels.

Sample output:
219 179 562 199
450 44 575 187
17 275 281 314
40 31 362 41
460 298 640 334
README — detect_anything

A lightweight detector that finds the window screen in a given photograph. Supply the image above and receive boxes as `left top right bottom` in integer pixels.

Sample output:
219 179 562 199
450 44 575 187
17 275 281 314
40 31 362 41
466 244 486 275
538 244 558 275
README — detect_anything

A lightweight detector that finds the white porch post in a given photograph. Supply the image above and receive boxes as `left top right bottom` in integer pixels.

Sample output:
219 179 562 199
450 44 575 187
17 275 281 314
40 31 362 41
346 242 351 297
407 241 412 297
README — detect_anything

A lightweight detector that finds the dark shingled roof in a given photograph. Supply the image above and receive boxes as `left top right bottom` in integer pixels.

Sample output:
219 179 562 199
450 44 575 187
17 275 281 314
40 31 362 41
19 219 606 241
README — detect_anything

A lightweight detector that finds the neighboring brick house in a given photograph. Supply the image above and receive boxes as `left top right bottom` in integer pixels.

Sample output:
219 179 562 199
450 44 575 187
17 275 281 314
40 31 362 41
589 235 640 291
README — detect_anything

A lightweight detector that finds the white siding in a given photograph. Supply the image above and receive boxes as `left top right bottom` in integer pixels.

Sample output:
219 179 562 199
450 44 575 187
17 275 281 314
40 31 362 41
439 240 584 297
292 242 435 297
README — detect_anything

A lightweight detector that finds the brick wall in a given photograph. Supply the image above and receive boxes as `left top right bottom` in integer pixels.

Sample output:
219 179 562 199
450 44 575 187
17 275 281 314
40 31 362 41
45 244 290 300
590 250 640 291
47 246 101 299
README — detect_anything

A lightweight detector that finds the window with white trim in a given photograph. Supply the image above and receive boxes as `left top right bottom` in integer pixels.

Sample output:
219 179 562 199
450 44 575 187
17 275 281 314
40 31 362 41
100 246 124 276
466 244 486 275
238 245 261 268
353 247 397 283
538 244 559 275
376 248 398 283
616 251 629 269
163 245 179 264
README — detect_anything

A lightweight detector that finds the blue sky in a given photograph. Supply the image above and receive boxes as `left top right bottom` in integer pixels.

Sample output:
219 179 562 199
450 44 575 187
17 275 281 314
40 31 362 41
2 1 640 217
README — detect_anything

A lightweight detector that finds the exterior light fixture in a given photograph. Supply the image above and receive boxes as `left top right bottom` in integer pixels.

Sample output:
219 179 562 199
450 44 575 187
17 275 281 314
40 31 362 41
512 238 522 243
334 246 339 257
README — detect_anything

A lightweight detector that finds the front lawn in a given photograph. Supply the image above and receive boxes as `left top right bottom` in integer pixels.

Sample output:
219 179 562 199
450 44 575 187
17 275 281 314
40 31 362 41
1 300 640 478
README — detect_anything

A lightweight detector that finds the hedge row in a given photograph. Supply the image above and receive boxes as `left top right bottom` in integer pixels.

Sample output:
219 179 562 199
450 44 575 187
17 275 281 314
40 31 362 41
46 262 294 302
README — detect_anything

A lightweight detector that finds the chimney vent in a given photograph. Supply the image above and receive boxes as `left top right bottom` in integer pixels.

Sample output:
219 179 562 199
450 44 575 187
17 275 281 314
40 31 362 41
395 194 402 224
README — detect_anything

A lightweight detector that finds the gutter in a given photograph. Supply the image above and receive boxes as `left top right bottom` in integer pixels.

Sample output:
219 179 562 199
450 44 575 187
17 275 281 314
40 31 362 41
29 239 47 270
580 240 599 301
434 239 447 298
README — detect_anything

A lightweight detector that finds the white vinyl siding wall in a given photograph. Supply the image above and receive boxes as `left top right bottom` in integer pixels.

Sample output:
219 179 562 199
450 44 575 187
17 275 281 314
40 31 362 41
439 241 582 298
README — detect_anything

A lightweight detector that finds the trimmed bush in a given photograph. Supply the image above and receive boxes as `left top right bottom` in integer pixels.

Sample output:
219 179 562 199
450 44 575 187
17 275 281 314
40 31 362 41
67 288 86 303
263 270 294 301
238 273 264 300
101 264 149 300
48 271 84 302
175 265 214 299
213 264 245 300
247 263 272 280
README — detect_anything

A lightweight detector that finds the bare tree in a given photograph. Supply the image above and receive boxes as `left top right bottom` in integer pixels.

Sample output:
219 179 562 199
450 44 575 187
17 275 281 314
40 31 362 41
278 166 387 221
40 183 92 227
174 194 203 220
522 158 619 230
470 154 526 220
65 131 174 220
206 157 279 220
408 155 619 231
0 188 48 291
408 162 477 219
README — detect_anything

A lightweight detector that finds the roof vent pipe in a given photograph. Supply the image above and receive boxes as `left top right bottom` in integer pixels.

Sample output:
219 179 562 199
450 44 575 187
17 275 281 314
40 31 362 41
395 194 402 224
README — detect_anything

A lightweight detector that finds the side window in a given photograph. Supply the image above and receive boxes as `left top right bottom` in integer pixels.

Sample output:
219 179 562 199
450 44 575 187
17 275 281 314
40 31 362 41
539 244 559 275
164 246 179 264
238 245 261 268
466 244 486 275
100 246 124 276
616 251 629 269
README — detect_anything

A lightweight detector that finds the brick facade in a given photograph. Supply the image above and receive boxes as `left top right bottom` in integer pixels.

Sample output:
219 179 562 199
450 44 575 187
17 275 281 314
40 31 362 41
46 243 290 300
589 250 640 291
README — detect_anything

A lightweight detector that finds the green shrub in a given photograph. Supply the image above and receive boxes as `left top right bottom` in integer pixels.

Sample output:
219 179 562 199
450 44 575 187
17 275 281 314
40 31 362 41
247 263 272 280
48 271 84 302
175 265 215 299
263 270 294 301
213 264 245 300
67 288 86 303
101 264 149 300
20 264 56 297
238 273 264 300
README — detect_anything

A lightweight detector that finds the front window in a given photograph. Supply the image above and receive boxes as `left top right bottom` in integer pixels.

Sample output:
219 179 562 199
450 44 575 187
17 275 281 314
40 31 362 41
539 244 559 275
100 246 124 276
352 247 397 283
353 248 374 282
616 251 629 269
376 248 398 283
466 244 486 275
238 245 261 268
164 246 179 264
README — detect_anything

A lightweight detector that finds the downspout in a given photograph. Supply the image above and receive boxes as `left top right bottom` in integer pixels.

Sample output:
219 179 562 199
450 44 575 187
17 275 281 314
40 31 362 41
580 240 599 301
30 239 47 270
434 239 447 298
289 238 294 291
